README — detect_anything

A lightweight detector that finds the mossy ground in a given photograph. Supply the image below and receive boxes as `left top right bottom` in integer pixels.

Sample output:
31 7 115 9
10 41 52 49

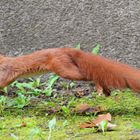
0 90 140 140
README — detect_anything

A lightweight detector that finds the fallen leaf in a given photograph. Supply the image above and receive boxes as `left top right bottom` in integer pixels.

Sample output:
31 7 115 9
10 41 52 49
80 121 96 128
16 122 27 128
75 104 90 113
80 113 117 130
21 122 27 127
74 104 104 114
107 122 117 130
94 113 111 126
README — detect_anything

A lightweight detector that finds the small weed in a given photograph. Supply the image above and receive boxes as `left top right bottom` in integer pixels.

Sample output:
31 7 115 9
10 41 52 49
92 43 102 55
61 106 71 116
0 96 7 113
61 81 69 90
75 43 81 50
11 93 30 109
3 87 8 94
47 74 59 88
69 82 76 89
29 128 44 140
10 133 19 140
61 97 75 116
44 74 59 96
47 117 57 140
29 77 44 87
61 81 76 90
63 120 69 127
43 87 53 96
99 120 108 135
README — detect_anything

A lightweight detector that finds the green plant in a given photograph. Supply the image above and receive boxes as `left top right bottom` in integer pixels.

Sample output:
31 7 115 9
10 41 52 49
75 43 81 50
29 77 44 87
11 74 59 97
63 120 69 127
47 117 57 140
12 93 30 109
44 74 59 96
61 81 76 90
43 87 53 96
92 43 102 55
61 106 71 116
61 97 75 116
0 96 7 113
47 74 59 88
3 87 8 94
61 81 69 90
99 120 108 135
30 128 44 140
0 96 7 105
15 80 41 95
10 133 19 140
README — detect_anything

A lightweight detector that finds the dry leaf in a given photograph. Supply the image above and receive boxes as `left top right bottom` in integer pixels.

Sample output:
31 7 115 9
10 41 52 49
107 122 117 130
80 113 116 130
80 121 96 128
94 113 111 126
76 104 90 113
21 122 27 127
75 103 104 114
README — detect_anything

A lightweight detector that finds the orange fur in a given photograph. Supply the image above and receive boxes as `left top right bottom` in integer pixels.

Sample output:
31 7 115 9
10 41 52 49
0 47 140 96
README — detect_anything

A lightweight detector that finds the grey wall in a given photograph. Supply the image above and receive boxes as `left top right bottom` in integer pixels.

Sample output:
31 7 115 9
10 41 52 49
0 0 140 66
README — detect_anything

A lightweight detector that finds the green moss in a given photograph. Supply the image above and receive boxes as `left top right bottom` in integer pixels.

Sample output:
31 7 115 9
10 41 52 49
0 90 140 140
0 115 140 140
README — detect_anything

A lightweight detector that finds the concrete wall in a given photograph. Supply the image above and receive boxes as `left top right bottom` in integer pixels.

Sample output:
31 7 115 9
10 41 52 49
0 0 140 66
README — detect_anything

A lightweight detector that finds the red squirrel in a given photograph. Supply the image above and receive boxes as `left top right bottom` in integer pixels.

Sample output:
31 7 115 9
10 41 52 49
0 47 140 96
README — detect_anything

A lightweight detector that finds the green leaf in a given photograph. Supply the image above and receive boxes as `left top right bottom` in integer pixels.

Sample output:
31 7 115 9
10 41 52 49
48 117 56 130
11 81 18 87
27 89 41 96
13 94 30 108
70 82 76 89
20 83 34 89
100 120 108 135
29 128 43 140
48 74 59 88
92 43 102 55
10 133 19 140
3 87 8 93
61 106 71 116
75 43 81 50
43 87 53 96
15 83 26 93
32 77 41 87
35 78 41 87
0 96 7 105
63 120 69 127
